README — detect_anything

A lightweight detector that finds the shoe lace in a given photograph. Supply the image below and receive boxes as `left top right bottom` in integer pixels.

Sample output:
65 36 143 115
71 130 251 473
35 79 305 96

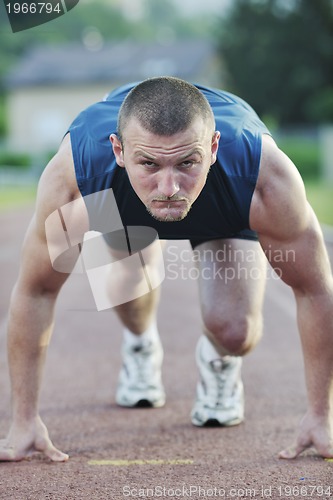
125 341 156 388
206 359 235 408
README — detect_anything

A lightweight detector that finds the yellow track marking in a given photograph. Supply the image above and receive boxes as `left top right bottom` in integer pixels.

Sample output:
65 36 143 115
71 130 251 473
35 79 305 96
88 458 194 466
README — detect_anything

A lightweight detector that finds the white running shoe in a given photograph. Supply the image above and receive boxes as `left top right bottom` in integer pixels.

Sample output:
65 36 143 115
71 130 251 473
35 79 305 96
191 336 244 427
116 337 165 408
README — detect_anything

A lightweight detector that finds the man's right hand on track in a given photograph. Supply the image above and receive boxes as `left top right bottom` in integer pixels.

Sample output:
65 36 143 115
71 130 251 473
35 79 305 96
0 416 69 462
279 412 333 460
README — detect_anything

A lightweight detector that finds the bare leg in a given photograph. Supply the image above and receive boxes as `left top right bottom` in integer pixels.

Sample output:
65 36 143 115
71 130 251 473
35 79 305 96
191 238 267 427
195 238 267 356
0 216 72 461
108 240 166 334
113 287 161 334
109 240 166 407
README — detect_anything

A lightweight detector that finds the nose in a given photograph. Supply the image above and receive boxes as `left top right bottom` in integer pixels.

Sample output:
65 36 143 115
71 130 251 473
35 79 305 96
158 168 180 198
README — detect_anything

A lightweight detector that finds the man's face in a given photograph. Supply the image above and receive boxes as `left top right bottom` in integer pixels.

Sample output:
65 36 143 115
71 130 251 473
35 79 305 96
110 117 220 222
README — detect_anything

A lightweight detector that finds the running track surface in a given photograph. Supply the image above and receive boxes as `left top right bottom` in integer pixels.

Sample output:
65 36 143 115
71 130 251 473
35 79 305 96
0 205 332 499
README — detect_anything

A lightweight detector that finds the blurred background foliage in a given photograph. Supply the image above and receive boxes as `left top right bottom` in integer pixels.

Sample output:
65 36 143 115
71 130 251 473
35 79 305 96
218 0 333 126
0 0 331 128
0 0 332 221
0 0 215 137
0 0 213 80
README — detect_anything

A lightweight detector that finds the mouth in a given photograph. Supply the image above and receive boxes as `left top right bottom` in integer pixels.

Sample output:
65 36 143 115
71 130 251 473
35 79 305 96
151 199 187 208
147 198 191 222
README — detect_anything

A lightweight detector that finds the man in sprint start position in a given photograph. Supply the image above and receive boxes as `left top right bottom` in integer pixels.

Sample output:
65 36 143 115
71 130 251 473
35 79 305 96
1 77 333 461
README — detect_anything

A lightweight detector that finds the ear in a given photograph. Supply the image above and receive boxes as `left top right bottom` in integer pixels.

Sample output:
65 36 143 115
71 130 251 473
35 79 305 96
110 134 125 167
210 131 220 165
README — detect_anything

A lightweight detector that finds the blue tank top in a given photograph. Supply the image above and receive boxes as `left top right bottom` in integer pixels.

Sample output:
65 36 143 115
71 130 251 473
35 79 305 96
67 82 270 241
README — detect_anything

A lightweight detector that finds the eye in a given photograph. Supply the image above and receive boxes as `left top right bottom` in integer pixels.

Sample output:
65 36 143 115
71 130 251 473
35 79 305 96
142 161 157 168
180 160 194 168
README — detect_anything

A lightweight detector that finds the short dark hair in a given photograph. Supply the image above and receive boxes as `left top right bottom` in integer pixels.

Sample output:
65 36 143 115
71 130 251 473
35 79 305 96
117 77 215 143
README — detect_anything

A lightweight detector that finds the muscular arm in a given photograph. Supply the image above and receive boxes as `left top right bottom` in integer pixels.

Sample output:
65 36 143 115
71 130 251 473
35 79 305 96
0 135 87 462
250 135 333 458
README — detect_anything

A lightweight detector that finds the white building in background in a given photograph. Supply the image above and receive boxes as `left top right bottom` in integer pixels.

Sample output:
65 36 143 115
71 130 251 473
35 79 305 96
4 39 222 154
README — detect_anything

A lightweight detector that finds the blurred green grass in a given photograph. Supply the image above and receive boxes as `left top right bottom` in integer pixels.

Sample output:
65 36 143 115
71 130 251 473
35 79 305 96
0 185 37 211
276 136 333 225
0 182 332 226
304 181 333 226
277 136 320 180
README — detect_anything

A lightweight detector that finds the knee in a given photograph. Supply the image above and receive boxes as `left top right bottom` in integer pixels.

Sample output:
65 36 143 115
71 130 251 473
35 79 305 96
203 313 263 356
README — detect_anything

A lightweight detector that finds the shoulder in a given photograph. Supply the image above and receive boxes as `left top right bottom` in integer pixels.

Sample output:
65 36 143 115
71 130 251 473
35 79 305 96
33 134 89 243
202 89 270 155
68 100 118 177
250 134 310 240
68 100 119 138
36 134 81 218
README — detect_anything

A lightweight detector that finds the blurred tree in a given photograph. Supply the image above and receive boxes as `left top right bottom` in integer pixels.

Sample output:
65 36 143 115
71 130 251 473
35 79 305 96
0 0 134 136
0 1 132 86
218 0 333 125
0 0 215 138
0 0 211 86
128 0 214 40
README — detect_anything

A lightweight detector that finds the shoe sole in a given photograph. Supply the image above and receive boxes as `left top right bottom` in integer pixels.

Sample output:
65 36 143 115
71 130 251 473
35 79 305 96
116 398 166 408
191 415 243 427
134 399 165 408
